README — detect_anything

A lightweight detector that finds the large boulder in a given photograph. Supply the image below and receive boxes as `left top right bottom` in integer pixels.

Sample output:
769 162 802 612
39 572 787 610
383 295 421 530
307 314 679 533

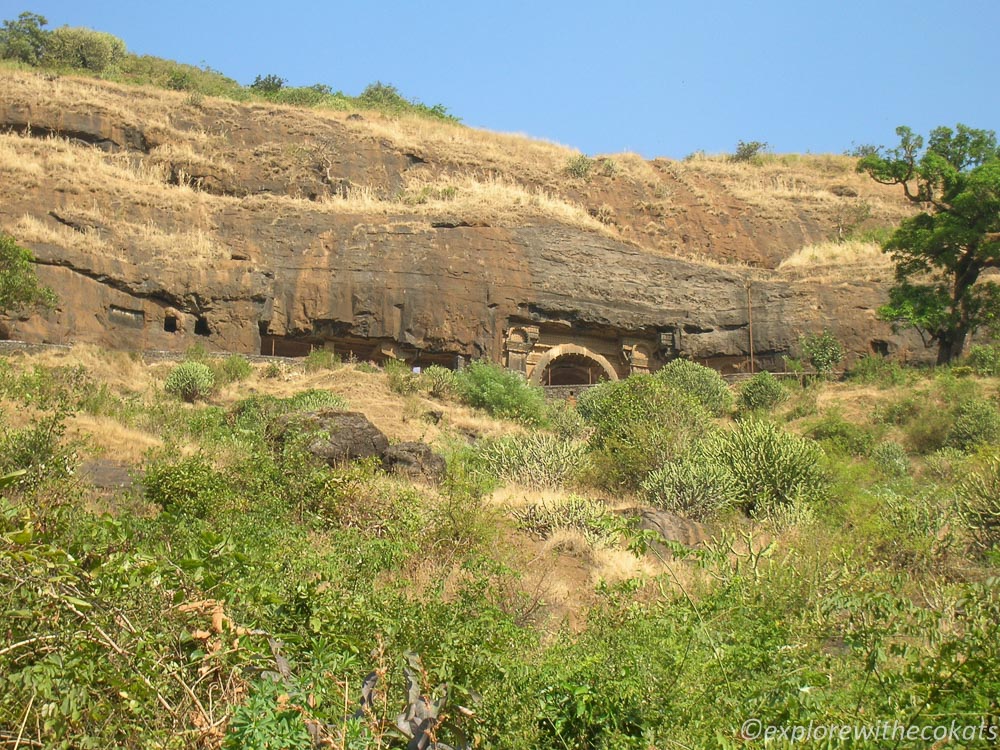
273 409 389 465
272 409 445 481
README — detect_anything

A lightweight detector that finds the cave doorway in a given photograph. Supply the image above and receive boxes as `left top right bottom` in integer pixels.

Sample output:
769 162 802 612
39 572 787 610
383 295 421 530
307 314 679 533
541 353 611 385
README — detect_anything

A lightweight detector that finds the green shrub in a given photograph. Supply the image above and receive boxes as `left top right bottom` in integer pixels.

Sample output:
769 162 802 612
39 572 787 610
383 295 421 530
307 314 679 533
730 140 769 163
263 362 283 379
737 371 786 412
544 399 589 440
947 397 1000 451
800 330 844 378
578 376 711 489
869 441 909 478
474 434 588 489
510 494 617 547
904 409 953 454
384 358 419 394
924 447 969 482
641 455 739 520
249 73 285 93
0 12 49 67
419 364 455 398
565 154 594 179
655 358 733 416
224 680 312 750
142 454 229 517
956 456 1000 551
0 232 57 313
965 344 1000 376
873 395 920 425
44 26 127 73
304 348 339 373
453 361 546 424
808 411 877 455
849 355 909 387
220 354 252 383
700 419 829 516
164 361 215 402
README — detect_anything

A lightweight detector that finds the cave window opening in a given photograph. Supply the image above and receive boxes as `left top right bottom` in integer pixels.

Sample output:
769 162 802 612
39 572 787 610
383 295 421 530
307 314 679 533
163 315 178 333
870 340 890 357
194 317 211 336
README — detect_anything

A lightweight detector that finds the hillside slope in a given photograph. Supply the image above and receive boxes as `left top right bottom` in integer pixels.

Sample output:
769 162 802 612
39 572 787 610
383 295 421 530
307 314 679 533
0 70 925 369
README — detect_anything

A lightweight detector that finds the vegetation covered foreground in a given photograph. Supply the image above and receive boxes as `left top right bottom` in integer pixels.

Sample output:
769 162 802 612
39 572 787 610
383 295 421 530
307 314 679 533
1 344 999 749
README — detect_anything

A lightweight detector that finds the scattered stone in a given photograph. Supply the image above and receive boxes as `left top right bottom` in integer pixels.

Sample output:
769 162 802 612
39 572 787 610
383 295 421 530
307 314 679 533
384 441 446 482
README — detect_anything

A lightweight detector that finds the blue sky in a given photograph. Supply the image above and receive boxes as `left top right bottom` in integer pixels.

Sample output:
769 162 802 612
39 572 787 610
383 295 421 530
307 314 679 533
13 1 1000 159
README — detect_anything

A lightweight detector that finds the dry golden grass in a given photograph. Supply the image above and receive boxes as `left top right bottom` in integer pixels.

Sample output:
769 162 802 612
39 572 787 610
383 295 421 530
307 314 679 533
396 172 616 234
68 413 163 463
776 239 893 283
676 152 911 222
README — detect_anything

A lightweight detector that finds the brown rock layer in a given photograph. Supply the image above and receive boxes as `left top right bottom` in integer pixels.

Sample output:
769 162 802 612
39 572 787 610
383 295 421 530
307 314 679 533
0 71 927 368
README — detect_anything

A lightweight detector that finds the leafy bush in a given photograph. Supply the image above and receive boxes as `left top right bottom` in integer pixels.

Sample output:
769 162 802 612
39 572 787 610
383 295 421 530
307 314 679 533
249 73 285 93
654 358 733 416
142 453 229 517
966 344 1000 376
699 419 829 516
453 361 546 425
808 411 877 456
849 354 909 387
44 26 127 73
924 447 968 482
947 397 1000 451
224 680 312 750
641 455 739 520
737 371 786 412
384 358 418 394
164 361 215 402
304 348 339 373
219 354 252 383
473 434 589 489
510 494 618 547
419 364 455 398
544 398 589 440
578 375 710 489
0 232 56 313
956 456 1000 551
904 408 953 454
869 440 908 478
0 11 49 66
800 330 844 378
730 140 769 163
565 154 594 179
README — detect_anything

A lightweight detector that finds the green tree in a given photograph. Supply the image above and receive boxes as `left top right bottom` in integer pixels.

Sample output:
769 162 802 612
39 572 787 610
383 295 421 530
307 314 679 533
0 11 49 65
43 26 127 73
858 124 1000 364
0 233 56 314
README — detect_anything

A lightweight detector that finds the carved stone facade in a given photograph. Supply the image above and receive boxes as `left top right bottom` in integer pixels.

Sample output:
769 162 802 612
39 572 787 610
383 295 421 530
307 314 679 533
504 324 680 385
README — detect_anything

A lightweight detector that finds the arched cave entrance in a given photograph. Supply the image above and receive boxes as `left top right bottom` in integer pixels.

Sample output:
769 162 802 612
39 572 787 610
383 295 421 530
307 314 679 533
541 352 615 385
529 344 620 385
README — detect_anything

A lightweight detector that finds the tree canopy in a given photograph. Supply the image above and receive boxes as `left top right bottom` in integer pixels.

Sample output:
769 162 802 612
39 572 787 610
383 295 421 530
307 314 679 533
858 125 1000 363
0 233 56 315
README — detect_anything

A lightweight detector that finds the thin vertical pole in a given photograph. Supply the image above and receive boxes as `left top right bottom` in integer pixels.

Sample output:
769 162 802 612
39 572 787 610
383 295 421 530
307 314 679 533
746 279 755 374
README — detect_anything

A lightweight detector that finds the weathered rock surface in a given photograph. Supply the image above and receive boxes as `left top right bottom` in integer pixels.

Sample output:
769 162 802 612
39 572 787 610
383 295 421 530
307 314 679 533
273 408 445 481
620 507 712 548
273 409 390 465
0 71 930 368
383 442 447 482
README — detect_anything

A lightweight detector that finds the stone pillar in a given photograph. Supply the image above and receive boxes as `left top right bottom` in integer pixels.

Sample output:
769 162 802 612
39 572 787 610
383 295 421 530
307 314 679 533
504 325 538 375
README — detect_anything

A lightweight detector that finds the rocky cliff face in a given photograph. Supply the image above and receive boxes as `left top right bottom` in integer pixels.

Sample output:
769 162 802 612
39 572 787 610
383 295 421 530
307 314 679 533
0 71 927 371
